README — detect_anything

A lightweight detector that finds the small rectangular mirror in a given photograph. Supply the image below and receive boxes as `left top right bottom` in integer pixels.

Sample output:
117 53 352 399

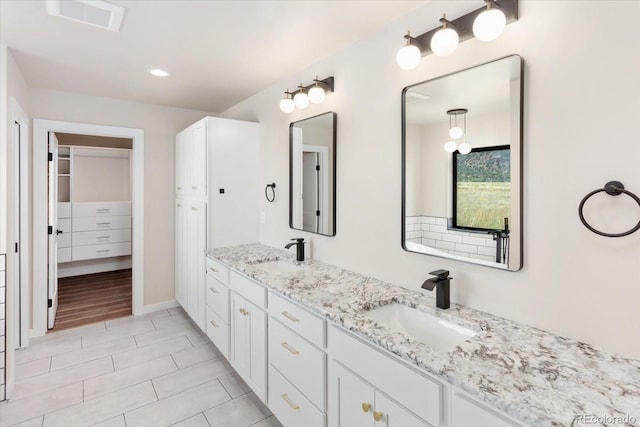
402 55 522 270
290 112 337 236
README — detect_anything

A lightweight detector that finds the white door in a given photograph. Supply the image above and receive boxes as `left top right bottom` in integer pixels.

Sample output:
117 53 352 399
329 361 375 427
47 132 59 329
302 152 319 232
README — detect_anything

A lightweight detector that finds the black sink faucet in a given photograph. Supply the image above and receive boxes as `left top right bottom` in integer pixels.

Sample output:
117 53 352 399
421 269 451 310
285 238 306 262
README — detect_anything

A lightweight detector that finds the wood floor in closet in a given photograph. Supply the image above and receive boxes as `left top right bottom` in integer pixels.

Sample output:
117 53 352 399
51 269 132 331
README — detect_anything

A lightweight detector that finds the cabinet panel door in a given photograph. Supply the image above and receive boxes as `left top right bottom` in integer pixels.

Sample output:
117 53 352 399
175 201 185 307
375 391 431 427
451 391 522 427
190 122 207 196
176 132 186 194
328 361 374 427
230 293 248 374
246 298 267 402
191 200 207 329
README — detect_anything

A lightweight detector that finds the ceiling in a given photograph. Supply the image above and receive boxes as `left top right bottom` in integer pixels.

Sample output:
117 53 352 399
0 0 427 113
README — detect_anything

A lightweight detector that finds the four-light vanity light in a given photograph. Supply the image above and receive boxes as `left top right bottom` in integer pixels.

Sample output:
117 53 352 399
444 109 471 154
280 76 335 113
396 0 518 70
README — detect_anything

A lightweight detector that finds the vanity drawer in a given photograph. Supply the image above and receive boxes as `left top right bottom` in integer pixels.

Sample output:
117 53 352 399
205 256 229 285
58 202 71 219
72 242 131 261
268 365 325 427
72 215 131 232
269 319 326 409
329 326 443 427
269 291 325 348
72 229 131 246
205 306 229 359
206 274 229 321
229 271 265 309
58 218 71 233
58 247 71 263
72 202 131 217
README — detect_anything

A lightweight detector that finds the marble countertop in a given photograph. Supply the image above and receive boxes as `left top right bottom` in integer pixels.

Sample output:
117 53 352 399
208 243 640 427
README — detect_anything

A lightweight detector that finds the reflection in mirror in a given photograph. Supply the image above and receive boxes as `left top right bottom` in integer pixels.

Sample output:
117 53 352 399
290 112 336 236
402 55 522 270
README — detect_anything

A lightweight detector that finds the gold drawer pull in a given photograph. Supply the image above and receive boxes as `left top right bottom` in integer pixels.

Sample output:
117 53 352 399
96 222 110 226
192 186 198 190
373 411 384 422
96 249 110 253
361 402 371 413
209 319 219 328
177 204 183 207
281 342 299 355
96 236 110 239
209 287 219 294
209 267 219 273
281 394 300 411
281 311 300 323
191 207 198 211
177 187 183 190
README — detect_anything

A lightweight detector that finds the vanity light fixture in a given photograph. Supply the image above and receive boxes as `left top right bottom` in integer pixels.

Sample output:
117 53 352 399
445 109 471 154
279 76 334 113
396 0 517 69
430 14 459 57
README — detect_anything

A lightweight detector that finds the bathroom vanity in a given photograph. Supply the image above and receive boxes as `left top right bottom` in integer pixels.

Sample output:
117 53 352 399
198 244 639 427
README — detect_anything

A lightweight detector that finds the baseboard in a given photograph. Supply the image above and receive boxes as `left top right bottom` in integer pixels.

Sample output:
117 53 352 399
138 300 179 315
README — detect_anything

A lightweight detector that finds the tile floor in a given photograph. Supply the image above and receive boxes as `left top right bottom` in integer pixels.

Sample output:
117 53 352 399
0 308 283 427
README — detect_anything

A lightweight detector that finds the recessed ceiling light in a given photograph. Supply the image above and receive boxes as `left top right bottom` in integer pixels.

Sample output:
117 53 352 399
147 68 170 77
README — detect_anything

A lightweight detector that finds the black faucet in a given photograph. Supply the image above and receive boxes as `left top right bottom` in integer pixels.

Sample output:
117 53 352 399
421 269 452 310
285 238 306 262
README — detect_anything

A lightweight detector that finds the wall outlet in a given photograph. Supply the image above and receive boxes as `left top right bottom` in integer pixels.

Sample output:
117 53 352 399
260 211 266 225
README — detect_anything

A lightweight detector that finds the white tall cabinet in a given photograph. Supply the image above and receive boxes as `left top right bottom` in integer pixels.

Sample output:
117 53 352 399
175 117 260 329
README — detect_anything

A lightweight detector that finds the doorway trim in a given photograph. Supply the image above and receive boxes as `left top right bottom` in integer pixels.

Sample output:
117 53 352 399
32 119 144 337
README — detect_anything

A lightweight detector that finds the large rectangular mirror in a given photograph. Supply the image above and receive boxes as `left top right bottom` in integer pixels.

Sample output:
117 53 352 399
402 55 522 270
290 112 336 236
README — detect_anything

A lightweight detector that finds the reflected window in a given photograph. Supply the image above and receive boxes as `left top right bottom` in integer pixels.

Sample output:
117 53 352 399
452 145 510 231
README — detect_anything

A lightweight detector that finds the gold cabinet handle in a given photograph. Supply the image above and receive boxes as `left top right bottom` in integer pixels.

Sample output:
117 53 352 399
192 186 198 190
281 311 300 323
209 267 219 273
177 187 182 190
191 207 198 211
209 287 218 294
177 204 183 207
281 394 300 410
361 402 371 413
209 320 219 328
239 308 244 315
373 411 384 422
281 342 300 355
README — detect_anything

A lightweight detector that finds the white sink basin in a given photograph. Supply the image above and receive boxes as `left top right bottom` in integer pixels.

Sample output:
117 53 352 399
255 260 303 275
364 303 477 352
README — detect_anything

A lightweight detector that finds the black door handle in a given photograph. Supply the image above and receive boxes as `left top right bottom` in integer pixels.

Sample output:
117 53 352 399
56 229 63 235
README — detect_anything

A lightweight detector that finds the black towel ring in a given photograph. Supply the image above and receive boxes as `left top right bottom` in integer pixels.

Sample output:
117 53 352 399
578 181 640 237
265 183 276 203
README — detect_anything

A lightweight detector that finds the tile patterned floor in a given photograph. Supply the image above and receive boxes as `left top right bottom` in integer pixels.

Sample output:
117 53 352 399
0 308 283 427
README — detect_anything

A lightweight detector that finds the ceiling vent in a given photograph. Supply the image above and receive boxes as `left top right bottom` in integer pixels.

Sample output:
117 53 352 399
46 0 125 32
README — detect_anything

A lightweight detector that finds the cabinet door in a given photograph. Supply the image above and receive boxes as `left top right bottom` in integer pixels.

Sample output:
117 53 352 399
451 390 522 427
329 361 374 427
190 122 207 197
176 131 186 195
188 200 206 329
245 298 267 402
375 391 430 427
230 292 248 374
175 200 185 307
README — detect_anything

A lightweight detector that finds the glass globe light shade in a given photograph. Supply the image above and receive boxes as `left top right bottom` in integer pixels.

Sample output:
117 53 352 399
430 27 459 57
293 91 309 109
449 126 464 139
473 8 507 42
458 142 472 155
444 141 458 153
279 97 295 113
308 86 325 104
396 44 421 70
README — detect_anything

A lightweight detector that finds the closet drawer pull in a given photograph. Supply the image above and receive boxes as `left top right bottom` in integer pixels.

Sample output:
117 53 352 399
192 186 198 190
209 319 219 328
209 287 219 294
191 207 198 211
281 311 300 323
96 209 110 213
281 394 300 411
177 204 183 207
281 342 300 355
209 267 219 273
96 222 111 226
96 249 110 253
96 236 110 239
177 186 182 190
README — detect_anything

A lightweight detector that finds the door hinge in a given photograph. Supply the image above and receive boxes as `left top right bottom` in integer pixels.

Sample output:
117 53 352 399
48 298 53 308
48 225 53 235
15 242 19 253
48 152 53 161
315 165 320 171
316 210 321 216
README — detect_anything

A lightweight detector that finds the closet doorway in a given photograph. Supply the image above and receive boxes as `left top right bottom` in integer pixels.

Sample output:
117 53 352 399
32 120 144 337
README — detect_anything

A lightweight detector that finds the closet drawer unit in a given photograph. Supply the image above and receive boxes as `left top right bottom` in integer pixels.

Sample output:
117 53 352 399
58 218 72 233
72 229 131 247
57 232 71 248
58 247 71 263
269 292 325 348
72 215 131 232
205 257 229 285
229 271 265 308
72 202 131 217
206 274 229 321
58 202 71 219
268 365 325 427
205 306 229 359
269 318 326 409
72 242 131 261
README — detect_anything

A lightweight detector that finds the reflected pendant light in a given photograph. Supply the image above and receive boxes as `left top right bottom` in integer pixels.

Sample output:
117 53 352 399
445 108 471 154
396 31 422 70
430 14 459 57
473 0 507 42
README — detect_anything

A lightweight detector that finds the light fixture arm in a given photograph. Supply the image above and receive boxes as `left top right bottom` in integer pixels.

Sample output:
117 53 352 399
409 0 517 56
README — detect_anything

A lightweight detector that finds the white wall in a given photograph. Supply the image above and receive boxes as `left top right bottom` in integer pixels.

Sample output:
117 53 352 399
222 1 640 358
28 89 214 306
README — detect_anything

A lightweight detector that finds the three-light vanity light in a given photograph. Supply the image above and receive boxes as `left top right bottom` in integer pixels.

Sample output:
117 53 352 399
280 76 335 113
396 0 518 70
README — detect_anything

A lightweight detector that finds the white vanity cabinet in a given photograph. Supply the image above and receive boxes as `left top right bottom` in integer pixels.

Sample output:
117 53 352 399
450 388 524 427
204 256 230 359
229 271 267 403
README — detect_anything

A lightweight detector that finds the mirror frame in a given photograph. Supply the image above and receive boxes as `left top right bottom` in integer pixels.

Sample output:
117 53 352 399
401 55 524 271
289 111 337 237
